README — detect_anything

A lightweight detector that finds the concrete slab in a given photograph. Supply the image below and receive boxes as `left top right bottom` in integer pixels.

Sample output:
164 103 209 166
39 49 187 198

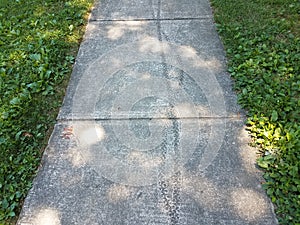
159 19 243 116
90 0 159 21
58 20 160 120
159 19 225 63
89 0 212 20
58 20 240 120
18 120 277 225
159 0 212 19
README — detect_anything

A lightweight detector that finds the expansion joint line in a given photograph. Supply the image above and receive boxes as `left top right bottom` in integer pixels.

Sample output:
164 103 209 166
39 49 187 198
57 115 245 122
88 17 212 23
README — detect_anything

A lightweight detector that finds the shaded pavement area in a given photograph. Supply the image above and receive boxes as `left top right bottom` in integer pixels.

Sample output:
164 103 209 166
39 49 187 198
18 0 278 224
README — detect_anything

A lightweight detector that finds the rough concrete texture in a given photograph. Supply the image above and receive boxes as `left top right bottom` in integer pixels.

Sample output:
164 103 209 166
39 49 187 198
18 0 278 224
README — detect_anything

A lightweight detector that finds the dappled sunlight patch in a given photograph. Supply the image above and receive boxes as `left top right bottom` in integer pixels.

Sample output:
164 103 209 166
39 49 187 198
194 105 211 117
32 208 61 225
66 147 86 168
203 57 223 70
177 45 224 71
85 22 99 34
230 188 268 221
178 45 198 59
141 72 152 80
172 103 198 118
181 170 220 209
106 21 147 40
33 4 47 18
156 118 173 126
107 184 132 203
177 45 205 68
168 79 181 90
138 36 170 54
74 123 106 147
237 126 258 174
126 151 163 169
110 57 124 70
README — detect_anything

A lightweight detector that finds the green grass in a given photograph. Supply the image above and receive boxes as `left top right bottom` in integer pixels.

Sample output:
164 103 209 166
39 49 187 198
0 0 94 224
210 0 300 224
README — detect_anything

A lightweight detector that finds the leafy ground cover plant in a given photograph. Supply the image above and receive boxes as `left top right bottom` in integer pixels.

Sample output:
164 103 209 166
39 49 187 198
210 0 300 224
0 0 94 224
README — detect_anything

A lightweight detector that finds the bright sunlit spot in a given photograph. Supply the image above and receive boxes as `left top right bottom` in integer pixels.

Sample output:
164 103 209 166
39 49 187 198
107 184 131 203
231 188 268 221
106 21 147 40
75 124 106 146
139 36 170 54
172 103 198 118
33 208 61 225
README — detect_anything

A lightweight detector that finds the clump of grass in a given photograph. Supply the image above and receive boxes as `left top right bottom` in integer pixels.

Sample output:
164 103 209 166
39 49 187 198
210 0 300 224
0 0 94 223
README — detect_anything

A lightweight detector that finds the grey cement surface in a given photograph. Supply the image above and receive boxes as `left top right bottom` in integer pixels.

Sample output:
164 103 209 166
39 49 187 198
90 0 212 21
18 0 278 224
58 19 242 120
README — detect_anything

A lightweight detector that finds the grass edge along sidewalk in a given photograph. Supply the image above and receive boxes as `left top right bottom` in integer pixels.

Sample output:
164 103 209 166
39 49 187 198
211 0 300 224
0 0 94 224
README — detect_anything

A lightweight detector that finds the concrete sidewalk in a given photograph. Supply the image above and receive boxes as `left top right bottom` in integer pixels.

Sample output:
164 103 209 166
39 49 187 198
18 0 278 224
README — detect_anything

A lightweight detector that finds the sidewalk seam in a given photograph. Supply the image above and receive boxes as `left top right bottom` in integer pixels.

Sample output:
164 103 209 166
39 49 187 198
88 17 213 23
56 116 246 122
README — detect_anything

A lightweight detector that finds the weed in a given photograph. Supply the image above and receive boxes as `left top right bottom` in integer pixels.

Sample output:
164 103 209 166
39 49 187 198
0 0 94 223
211 0 300 224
